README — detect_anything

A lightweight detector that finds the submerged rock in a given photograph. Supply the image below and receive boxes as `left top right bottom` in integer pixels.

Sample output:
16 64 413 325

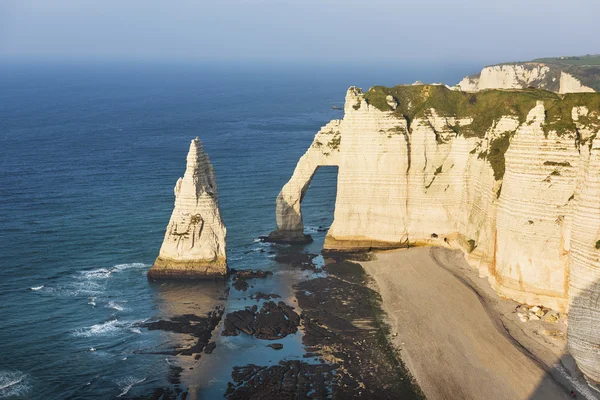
142 307 223 356
148 137 227 279
250 292 281 301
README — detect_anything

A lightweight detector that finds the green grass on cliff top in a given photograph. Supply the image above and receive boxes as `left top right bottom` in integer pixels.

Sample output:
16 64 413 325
532 54 600 66
364 85 600 137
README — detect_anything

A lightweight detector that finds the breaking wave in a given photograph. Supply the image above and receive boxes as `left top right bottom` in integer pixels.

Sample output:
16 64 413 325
29 285 44 291
79 268 112 280
107 301 126 311
111 263 146 272
73 318 147 338
0 370 30 398
116 376 146 397
79 263 146 280
73 319 121 337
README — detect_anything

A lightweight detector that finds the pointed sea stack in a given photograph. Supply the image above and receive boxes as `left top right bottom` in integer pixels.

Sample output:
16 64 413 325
148 138 227 279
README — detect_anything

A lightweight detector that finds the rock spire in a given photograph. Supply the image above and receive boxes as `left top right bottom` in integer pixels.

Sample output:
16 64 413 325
148 137 227 279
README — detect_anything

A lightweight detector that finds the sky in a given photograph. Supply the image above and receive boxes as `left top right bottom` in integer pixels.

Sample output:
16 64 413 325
1 0 598 65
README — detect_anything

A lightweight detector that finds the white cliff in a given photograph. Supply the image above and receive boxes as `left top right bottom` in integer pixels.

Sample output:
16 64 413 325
149 137 227 279
456 64 595 93
270 85 600 383
559 72 596 94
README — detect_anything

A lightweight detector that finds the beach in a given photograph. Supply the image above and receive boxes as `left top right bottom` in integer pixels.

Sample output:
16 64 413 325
362 247 592 400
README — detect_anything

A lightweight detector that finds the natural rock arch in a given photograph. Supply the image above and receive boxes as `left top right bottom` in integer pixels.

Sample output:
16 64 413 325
267 120 342 243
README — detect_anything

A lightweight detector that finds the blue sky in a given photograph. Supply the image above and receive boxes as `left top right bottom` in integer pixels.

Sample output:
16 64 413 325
1 0 598 65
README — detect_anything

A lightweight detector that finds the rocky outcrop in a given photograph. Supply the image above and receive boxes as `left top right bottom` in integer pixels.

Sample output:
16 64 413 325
148 138 227 279
271 84 600 383
456 64 595 93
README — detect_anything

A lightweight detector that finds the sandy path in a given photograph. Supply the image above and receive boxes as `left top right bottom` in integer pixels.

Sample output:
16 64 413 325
362 247 570 400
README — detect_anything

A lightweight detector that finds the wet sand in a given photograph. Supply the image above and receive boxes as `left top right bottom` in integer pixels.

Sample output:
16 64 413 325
362 247 573 400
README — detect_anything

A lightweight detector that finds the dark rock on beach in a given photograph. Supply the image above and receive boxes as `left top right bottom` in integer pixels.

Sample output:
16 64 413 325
224 259 423 399
294 261 423 399
230 269 272 292
274 250 319 270
222 301 300 340
267 343 283 350
224 361 337 400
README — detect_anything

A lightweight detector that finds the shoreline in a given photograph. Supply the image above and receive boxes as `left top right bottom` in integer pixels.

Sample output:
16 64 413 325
361 246 597 400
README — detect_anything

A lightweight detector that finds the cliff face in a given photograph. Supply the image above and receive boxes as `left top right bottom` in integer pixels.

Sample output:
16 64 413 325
270 85 600 383
456 64 595 94
149 138 227 279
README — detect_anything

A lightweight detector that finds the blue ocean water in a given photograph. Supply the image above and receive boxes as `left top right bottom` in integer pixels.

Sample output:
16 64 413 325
0 61 471 399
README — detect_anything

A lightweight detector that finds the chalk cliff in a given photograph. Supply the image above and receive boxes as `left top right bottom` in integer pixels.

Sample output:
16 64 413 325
270 85 600 383
456 63 596 93
149 138 227 279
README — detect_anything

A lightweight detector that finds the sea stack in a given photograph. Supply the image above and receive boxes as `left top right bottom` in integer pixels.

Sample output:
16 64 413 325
148 138 227 279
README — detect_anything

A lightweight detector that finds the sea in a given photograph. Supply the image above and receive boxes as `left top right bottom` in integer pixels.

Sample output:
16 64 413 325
0 60 472 399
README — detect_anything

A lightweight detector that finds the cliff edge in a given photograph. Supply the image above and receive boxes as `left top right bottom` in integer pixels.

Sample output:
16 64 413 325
271 84 600 385
148 138 227 279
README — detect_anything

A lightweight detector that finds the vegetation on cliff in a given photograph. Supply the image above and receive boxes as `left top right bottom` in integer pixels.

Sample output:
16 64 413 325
364 85 600 183
364 85 600 137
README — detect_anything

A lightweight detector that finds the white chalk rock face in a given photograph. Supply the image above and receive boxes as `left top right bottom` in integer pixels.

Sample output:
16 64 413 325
493 102 579 311
559 72 596 94
455 64 595 93
478 64 551 90
148 138 227 279
272 84 600 383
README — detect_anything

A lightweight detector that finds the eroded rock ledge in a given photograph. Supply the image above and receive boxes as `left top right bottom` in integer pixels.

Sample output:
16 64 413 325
149 138 227 279
270 85 600 384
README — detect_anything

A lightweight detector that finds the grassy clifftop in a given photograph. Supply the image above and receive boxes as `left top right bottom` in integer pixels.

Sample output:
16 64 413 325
364 84 600 137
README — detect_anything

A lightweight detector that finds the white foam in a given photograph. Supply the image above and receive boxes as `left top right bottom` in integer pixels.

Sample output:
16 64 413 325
0 370 30 398
88 348 96 352
73 318 148 338
116 377 146 397
73 319 120 337
30 285 44 291
111 263 146 272
107 301 125 311
80 268 112 280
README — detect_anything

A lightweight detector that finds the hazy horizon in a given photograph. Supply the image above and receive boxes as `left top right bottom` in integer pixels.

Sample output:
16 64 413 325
1 0 598 67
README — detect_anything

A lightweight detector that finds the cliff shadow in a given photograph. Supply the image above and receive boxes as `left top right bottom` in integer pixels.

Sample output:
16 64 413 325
420 247 599 400
527 278 600 400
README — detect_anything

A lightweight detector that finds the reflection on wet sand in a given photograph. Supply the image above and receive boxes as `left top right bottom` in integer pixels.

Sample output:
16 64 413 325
136 280 228 398
182 243 324 399
149 280 228 319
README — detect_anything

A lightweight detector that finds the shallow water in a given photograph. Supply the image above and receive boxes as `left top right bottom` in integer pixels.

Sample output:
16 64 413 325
0 61 470 398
